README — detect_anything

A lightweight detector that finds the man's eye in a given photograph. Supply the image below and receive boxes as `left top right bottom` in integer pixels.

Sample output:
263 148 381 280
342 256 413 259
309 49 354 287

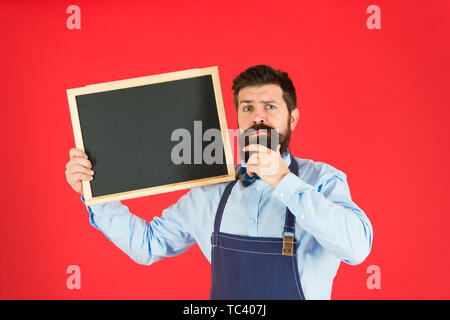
243 106 252 111
267 104 276 109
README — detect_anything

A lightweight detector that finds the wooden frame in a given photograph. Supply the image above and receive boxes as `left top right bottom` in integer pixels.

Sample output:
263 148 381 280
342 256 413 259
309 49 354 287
67 66 235 206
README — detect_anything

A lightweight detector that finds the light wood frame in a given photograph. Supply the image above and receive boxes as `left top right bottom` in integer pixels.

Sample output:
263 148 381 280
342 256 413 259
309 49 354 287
67 66 235 206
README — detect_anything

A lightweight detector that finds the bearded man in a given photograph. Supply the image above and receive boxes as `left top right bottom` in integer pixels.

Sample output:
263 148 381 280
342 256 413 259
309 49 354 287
65 64 373 300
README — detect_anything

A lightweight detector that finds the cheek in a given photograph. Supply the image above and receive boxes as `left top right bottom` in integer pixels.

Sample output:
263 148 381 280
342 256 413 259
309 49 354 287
273 115 290 135
237 112 252 127
270 114 285 128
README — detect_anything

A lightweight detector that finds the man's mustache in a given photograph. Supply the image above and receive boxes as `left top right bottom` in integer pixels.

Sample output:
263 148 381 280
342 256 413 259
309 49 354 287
239 124 284 147
243 123 275 135
238 124 287 162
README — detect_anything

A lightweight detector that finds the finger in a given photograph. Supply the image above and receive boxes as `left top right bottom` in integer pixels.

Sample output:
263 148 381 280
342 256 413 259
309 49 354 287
245 164 257 177
72 181 82 192
69 148 88 159
70 180 84 193
259 155 272 167
66 164 94 176
248 150 274 165
243 144 271 153
247 152 260 165
68 172 94 185
66 157 92 169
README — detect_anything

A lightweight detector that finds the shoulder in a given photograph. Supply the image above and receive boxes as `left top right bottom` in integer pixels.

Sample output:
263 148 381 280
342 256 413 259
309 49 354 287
292 156 347 188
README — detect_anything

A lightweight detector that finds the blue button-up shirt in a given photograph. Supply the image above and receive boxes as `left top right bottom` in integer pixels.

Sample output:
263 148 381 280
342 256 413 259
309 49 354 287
81 151 373 300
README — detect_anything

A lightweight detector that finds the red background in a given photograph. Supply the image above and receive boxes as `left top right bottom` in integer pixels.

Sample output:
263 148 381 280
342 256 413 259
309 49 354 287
1 0 449 299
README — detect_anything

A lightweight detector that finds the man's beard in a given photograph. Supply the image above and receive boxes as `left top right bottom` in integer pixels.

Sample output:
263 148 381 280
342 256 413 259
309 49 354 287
238 121 292 163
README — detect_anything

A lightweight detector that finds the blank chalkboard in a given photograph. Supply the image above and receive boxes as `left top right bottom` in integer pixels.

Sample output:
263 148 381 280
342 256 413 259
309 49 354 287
67 67 235 205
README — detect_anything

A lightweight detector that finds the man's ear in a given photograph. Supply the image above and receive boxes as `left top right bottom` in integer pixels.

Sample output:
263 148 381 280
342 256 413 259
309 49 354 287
290 108 300 131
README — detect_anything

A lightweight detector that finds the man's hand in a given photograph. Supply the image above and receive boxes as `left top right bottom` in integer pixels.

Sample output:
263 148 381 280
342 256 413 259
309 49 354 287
65 147 94 194
243 144 290 189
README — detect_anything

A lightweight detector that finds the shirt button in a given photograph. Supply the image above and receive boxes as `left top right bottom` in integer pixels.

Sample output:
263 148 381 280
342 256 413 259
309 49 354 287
300 215 305 220
280 192 284 198
256 187 261 192
250 218 256 224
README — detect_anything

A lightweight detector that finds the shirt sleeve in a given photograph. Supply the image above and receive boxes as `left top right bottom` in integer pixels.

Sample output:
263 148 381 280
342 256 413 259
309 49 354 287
81 193 196 266
273 171 373 265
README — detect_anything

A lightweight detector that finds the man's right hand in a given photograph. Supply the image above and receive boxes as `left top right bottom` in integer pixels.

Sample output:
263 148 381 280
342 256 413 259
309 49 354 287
65 147 94 194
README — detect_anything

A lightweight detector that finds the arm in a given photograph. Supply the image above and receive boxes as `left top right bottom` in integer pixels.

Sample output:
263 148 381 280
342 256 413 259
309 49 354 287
273 170 373 265
81 193 196 266
66 146 195 266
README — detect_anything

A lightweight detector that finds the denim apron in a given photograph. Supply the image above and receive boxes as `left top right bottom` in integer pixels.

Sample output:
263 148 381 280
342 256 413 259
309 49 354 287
210 154 305 300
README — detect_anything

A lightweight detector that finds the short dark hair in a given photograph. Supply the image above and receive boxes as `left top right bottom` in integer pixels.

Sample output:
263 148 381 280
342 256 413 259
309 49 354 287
232 65 297 113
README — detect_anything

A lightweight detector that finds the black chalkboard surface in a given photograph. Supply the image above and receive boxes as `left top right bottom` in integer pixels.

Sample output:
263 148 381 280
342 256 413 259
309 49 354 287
67 67 235 205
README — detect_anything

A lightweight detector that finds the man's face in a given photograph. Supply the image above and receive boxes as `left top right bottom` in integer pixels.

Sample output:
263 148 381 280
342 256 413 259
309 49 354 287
237 84 299 159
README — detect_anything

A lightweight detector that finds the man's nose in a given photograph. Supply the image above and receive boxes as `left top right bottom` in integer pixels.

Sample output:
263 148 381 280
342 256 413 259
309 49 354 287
252 108 267 124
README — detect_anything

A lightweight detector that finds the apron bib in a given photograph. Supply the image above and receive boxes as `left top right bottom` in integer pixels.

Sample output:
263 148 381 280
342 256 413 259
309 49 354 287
210 154 305 300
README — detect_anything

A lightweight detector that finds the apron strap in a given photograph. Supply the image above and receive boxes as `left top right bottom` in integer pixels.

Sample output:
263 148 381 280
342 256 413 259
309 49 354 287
213 180 237 238
284 154 299 233
282 154 298 256
213 153 300 250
